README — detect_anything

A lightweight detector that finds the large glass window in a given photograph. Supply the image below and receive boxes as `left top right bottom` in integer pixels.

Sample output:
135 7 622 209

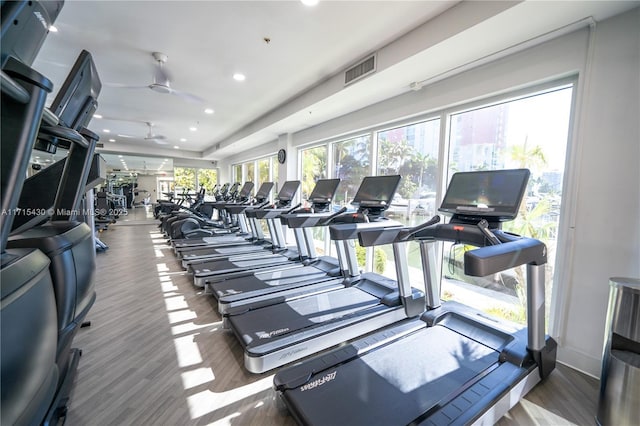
232 164 242 184
377 119 440 220
375 119 441 281
332 135 372 207
257 157 271 197
444 85 573 325
300 145 328 201
245 162 255 184
299 145 329 254
197 169 218 199
231 154 279 200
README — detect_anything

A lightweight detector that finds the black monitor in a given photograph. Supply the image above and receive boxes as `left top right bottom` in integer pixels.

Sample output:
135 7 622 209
277 181 301 202
49 49 101 131
352 175 401 209
255 182 274 200
308 178 340 204
439 169 530 222
228 182 240 194
238 181 254 198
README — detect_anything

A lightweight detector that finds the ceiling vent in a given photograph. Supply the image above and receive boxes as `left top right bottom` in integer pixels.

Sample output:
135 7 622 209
344 54 376 86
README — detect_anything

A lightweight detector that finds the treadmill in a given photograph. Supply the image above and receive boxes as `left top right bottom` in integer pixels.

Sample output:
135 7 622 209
224 175 430 374
212 178 345 314
190 181 302 286
175 183 274 262
274 169 558 426
171 181 273 254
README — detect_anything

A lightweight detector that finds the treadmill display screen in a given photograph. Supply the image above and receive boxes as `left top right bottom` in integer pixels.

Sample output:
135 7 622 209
228 182 240 195
277 181 301 201
255 182 274 199
352 175 401 208
49 49 101 131
238 182 255 198
308 179 340 203
439 169 530 221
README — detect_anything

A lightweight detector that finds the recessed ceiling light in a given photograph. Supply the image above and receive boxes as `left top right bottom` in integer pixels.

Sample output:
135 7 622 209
108 139 115 142
204 108 214 114
180 138 187 142
189 127 197 132
174 146 180 149
118 155 123 158
93 114 102 119
103 129 110 133
48 25 58 33
233 73 246 81
300 0 319 6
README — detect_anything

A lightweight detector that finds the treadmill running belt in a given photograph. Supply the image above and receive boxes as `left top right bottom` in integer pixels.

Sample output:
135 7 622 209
214 266 329 297
230 288 379 346
284 326 498 426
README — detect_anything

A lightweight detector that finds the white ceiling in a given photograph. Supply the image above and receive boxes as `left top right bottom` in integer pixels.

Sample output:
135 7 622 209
32 0 638 171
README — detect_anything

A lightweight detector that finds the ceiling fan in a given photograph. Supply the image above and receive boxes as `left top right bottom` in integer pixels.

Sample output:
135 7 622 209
117 122 168 145
107 52 205 103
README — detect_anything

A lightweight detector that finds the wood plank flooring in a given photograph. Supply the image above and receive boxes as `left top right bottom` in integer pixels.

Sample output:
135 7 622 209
66 206 600 425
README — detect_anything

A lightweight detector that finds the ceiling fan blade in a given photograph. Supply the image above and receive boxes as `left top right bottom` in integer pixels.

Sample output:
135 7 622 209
116 134 136 138
146 134 167 140
154 139 169 145
169 88 205 104
104 82 149 89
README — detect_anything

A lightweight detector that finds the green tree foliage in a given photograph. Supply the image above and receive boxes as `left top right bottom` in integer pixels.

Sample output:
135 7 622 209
333 137 370 204
174 167 196 191
355 244 387 274
197 169 218 195
301 146 327 199
377 139 437 198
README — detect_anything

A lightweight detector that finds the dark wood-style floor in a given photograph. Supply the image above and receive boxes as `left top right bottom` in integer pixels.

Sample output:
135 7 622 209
66 207 600 425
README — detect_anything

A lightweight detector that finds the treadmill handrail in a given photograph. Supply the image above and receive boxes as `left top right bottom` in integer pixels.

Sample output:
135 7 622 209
253 203 301 220
358 215 441 247
464 237 547 276
282 207 348 229
329 219 403 241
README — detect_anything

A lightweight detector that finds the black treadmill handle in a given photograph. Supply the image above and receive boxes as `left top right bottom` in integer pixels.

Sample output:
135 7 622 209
286 203 302 214
254 200 271 209
397 215 441 241
318 207 348 225
477 218 501 245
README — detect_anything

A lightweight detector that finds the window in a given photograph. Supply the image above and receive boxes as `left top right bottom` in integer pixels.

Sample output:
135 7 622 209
245 162 255 183
232 164 242 184
173 167 196 192
331 134 372 207
443 85 574 325
299 145 329 254
197 169 218 199
375 119 441 280
232 154 279 200
300 145 328 201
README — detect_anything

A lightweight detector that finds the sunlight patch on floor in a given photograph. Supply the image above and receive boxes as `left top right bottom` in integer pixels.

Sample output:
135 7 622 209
181 367 216 390
168 308 197 324
149 229 276 423
171 321 221 336
164 294 189 311
172 335 203 368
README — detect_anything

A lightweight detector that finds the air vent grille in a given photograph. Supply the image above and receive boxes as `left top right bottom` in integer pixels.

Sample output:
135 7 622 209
344 54 376 86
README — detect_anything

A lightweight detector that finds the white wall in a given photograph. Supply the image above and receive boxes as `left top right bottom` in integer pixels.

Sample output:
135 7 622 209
219 7 640 377
554 8 640 376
